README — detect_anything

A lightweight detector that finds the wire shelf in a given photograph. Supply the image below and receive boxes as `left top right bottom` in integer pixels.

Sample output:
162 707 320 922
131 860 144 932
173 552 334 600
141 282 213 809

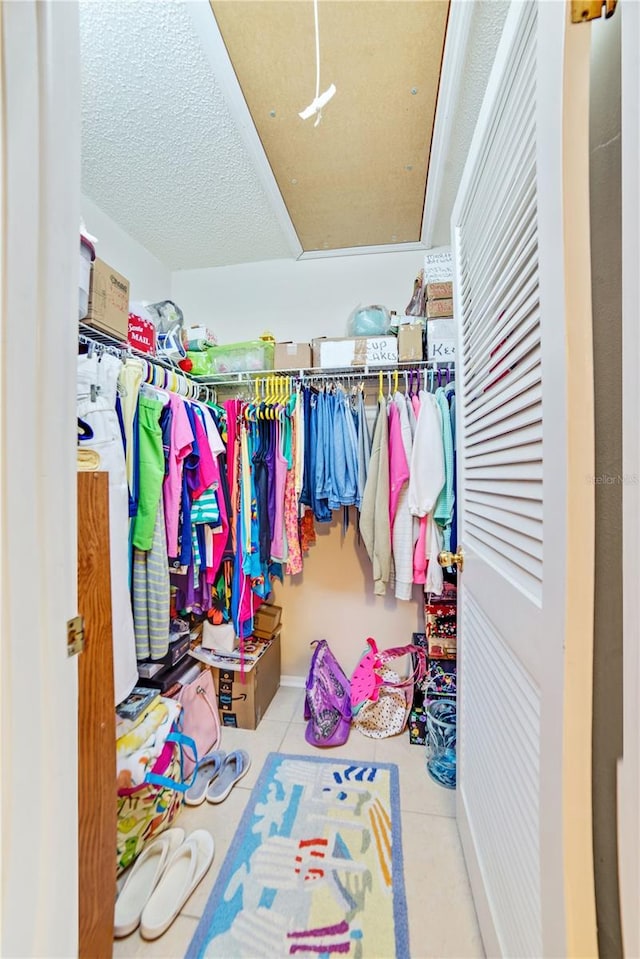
78 322 455 390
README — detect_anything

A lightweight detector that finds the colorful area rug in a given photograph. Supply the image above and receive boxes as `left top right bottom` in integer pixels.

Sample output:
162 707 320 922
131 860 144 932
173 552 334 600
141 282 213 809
187 752 408 958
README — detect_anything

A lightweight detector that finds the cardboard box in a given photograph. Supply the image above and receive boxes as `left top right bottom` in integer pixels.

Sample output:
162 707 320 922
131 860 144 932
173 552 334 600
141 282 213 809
426 281 453 301
398 324 424 362
426 298 453 319
426 319 456 362
253 603 282 639
209 632 281 730
85 258 130 339
311 336 398 369
274 342 312 370
423 248 453 285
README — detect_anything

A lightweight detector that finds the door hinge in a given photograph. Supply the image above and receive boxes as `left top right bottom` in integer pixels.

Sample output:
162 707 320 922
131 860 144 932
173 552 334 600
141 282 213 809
571 0 617 23
67 615 85 657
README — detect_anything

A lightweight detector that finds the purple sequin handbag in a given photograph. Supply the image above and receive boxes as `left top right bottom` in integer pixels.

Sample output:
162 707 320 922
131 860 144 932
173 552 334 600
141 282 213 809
304 640 352 747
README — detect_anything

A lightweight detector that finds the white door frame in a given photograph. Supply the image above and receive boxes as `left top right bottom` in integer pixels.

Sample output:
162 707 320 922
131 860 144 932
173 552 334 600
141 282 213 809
0 3 81 955
618 3 640 956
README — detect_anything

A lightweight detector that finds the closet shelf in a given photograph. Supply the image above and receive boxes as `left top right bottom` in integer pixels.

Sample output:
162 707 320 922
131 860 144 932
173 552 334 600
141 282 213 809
78 323 453 388
79 323 179 372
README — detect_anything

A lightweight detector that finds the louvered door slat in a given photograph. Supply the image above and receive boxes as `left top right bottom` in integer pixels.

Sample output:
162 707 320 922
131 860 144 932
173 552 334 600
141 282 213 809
465 477 542 502
464 278 538 385
467 408 542 447
465 382 541 436
466 491 543 523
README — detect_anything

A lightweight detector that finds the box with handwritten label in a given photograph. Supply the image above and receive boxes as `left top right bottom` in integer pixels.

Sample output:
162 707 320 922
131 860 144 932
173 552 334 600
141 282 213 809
311 336 398 369
85 257 130 339
423 248 453 285
426 319 456 362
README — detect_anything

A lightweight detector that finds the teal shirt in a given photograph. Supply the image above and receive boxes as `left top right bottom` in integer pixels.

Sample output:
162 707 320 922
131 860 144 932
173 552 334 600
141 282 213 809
434 387 455 550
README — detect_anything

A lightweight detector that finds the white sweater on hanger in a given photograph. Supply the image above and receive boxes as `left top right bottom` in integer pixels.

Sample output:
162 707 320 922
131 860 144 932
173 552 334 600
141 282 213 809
360 398 391 596
408 392 445 516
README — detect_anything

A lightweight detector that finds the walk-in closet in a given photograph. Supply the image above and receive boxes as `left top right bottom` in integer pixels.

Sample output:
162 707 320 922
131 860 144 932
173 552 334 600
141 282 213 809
2 1 631 958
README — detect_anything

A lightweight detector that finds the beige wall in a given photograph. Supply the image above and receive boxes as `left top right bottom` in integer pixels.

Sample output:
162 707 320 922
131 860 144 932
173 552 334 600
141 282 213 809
178 252 431 680
590 13 623 959
270 516 423 681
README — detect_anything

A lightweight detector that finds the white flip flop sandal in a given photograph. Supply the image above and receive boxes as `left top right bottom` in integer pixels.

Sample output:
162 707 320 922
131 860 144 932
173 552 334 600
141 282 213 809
140 830 215 941
114 827 185 937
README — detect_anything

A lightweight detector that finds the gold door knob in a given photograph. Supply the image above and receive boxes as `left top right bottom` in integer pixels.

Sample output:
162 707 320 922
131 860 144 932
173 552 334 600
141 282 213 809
438 548 464 571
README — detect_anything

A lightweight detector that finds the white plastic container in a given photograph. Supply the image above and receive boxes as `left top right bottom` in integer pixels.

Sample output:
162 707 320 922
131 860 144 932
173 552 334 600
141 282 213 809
79 235 95 320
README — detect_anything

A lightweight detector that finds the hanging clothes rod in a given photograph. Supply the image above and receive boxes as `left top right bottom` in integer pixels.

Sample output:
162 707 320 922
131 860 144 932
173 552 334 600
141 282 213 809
78 329 126 359
78 325 216 405
194 359 455 388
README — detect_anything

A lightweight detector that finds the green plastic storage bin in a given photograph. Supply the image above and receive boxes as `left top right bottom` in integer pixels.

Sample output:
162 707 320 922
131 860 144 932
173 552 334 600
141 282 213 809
205 340 274 374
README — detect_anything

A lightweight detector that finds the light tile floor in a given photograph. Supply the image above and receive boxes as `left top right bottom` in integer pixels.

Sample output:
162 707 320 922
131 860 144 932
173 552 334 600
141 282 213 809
113 685 484 959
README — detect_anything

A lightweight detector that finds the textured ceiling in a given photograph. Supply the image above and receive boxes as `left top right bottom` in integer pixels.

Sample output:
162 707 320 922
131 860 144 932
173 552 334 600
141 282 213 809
429 0 510 246
80 0 506 271
79 0 293 270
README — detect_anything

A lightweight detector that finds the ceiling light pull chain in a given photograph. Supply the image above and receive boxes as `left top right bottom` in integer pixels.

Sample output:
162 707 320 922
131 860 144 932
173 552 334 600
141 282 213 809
298 0 336 127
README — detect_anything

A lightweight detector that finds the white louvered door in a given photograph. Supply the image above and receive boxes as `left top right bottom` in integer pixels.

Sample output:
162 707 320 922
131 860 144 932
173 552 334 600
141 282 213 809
451 3 597 957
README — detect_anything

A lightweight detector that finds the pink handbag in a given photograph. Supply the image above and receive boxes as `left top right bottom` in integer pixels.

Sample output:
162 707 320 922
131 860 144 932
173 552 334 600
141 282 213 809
350 638 427 739
176 668 221 777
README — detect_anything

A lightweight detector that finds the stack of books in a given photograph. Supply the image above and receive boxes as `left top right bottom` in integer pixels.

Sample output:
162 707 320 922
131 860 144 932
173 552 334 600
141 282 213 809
136 625 200 695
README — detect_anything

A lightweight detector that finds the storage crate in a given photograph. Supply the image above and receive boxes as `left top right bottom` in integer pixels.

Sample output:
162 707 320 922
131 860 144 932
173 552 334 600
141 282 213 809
206 339 274 374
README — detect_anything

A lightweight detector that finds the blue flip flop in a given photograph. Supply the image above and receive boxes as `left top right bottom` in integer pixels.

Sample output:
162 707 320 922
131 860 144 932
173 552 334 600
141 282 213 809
205 750 251 804
184 751 225 806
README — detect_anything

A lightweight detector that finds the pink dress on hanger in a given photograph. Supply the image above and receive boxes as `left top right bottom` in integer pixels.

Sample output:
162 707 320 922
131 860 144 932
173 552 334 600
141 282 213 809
271 421 288 563
388 402 409 531
285 413 303 575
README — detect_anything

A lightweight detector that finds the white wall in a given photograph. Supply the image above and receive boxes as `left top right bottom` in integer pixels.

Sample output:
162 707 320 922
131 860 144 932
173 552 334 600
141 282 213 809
174 250 427 679
171 250 426 342
81 193 171 304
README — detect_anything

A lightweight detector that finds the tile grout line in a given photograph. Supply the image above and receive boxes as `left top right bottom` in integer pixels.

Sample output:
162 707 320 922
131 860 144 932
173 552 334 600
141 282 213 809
399 808 458 821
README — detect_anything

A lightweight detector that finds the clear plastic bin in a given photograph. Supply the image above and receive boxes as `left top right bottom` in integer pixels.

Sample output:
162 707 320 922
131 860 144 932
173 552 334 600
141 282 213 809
206 339 274 374
425 698 457 789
